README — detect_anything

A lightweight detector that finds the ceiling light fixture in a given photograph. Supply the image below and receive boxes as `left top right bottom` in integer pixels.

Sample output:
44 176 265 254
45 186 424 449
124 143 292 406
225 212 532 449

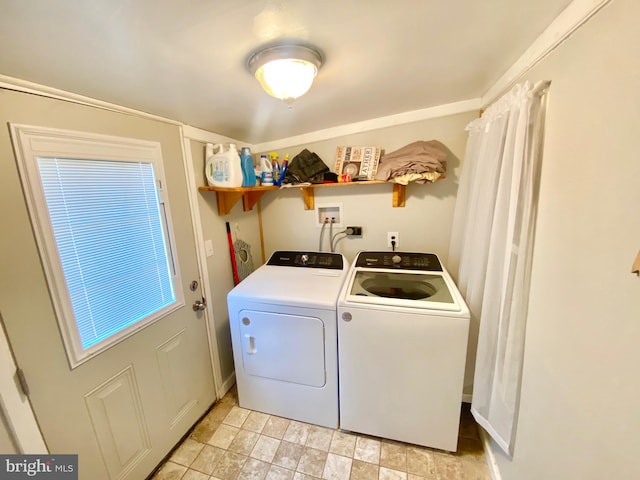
246 42 324 106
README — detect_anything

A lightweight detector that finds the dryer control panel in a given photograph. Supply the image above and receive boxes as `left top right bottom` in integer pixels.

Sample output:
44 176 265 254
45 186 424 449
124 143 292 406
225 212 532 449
267 251 345 270
355 251 442 271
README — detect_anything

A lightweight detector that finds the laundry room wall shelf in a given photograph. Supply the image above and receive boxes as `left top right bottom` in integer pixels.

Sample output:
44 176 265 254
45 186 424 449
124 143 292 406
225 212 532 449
198 181 408 215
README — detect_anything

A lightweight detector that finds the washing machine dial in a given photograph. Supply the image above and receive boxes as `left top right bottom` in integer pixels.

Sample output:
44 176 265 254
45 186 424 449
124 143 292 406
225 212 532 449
300 254 309 264
391 254 402 264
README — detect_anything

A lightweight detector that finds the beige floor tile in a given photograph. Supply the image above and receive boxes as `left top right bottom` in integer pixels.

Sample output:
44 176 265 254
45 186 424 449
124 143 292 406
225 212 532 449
211 451 248 480
182 469 210 480
272 441 305 471
380 441 407 471
353 436 381 464
265 464 295 480
206 402 235 424
220 386 239 405
190 445 225 475
292 472 319 480
283 421 311 445
379 466 408 480
406 446 436 478
350 459 379 480
433 454 463 480
329 431 357 457
170 438 205 467
224 406 252 428
322 452 352 480
263 416 291 439
305 425 334 452
229 429 261 456
190 414 224 443
251 435 282 463
460 458 490 480
455 437 485 462
296 447 328 477
156 388 490 480
243 411 271 433
407 474 427 480
238 457 270 480
208 424 240 449
152 461 187 480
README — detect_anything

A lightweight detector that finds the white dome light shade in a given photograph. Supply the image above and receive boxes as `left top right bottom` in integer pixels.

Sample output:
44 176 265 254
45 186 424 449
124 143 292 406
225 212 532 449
247 43 323 104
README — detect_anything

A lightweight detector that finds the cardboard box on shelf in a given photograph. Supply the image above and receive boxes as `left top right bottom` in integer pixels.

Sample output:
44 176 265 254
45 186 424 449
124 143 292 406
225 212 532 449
334 146 383 180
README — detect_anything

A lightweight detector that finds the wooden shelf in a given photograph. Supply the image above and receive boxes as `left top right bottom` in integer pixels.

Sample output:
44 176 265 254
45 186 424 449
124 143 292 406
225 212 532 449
198 181 406 215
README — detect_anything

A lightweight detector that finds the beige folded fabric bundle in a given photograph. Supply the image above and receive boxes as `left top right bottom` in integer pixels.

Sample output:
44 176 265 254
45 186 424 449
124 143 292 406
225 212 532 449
374 140 448 184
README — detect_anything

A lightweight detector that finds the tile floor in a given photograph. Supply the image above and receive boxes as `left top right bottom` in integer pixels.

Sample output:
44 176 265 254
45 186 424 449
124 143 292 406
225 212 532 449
151 387 490 480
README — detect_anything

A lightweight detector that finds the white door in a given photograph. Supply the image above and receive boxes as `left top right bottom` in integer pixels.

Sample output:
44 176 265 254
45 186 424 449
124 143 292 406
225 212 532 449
2 124 215 479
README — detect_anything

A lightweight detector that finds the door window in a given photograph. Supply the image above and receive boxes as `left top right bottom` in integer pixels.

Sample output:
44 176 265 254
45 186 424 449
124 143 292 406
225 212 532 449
11 125 184 367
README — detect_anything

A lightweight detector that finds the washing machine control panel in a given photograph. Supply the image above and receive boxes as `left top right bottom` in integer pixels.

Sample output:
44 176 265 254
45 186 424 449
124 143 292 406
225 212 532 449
267 251 345 269
355 251 442 271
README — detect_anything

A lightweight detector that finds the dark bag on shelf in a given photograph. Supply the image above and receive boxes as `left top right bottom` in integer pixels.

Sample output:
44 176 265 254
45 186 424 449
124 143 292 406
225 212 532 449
283 149 330 184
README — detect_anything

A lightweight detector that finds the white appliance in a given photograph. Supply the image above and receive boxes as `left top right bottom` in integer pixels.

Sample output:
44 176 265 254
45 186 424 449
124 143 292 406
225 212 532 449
337 251 470 451
227 250 349 428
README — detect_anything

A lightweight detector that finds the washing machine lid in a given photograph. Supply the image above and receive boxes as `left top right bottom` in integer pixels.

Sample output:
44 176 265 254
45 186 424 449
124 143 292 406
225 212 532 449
341 252 465 312
228 251 349 309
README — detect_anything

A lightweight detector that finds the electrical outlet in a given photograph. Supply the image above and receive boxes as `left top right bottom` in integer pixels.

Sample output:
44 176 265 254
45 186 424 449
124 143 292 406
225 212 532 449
346 226 362 236
387 232 399 248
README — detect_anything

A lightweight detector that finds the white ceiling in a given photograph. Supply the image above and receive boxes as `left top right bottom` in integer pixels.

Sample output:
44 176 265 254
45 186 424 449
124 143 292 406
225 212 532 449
0 0 573 143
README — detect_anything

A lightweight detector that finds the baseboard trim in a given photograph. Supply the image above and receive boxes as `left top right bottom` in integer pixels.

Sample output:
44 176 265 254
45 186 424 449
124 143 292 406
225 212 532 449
479 428 502 480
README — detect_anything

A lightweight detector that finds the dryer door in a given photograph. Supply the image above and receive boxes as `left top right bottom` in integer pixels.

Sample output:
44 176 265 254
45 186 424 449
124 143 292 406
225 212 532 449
238 310 326 387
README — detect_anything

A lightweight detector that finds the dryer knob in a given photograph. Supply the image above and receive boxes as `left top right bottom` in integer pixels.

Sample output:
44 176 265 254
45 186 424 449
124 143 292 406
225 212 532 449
301 254 309 264
392 254 402 264
341 312 352 322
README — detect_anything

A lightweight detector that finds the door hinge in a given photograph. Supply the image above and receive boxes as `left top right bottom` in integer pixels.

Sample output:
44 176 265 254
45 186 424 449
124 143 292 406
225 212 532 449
15 368 30 397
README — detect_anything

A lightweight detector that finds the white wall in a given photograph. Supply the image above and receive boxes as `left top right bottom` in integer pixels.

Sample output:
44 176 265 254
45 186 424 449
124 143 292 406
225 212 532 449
490 0 640 478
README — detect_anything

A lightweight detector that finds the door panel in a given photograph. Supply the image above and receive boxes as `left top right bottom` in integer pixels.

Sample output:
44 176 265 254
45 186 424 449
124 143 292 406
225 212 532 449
156 330 198 427
84 366 151 478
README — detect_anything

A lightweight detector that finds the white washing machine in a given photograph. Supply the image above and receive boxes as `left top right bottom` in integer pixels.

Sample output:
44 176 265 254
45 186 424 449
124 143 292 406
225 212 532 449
227 250 349 428
337 251 470 451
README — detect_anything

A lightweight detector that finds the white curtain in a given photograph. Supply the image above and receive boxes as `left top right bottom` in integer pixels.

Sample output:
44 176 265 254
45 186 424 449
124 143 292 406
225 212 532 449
449 80 549 455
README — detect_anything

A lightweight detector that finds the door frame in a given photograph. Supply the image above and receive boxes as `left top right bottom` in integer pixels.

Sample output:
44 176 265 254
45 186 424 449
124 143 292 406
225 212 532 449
180 124 246 398
0 315 47 453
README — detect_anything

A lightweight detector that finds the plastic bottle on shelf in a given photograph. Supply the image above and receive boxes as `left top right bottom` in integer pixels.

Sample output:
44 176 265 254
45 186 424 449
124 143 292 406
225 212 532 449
240 147 257 187
269 152 280 185
207 143 243 187
205 143 222 186
260 154 274 186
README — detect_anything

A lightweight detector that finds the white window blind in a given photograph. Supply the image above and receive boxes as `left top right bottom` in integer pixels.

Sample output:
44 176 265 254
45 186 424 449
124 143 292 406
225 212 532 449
11 124 184 367
37 157 176 350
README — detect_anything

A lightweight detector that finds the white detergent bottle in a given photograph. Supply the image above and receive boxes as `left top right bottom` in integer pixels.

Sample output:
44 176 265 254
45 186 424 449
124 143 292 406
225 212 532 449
260 154 274 186
205 143 223 186
207 143 243 187
225 143 243 187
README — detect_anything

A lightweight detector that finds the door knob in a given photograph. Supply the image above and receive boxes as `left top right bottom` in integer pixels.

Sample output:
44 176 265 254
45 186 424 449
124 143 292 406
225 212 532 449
192 300 206 311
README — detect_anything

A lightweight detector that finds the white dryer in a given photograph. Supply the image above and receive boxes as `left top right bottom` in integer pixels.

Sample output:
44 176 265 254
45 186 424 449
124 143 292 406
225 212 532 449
337 251 470 451
227 251 349 428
